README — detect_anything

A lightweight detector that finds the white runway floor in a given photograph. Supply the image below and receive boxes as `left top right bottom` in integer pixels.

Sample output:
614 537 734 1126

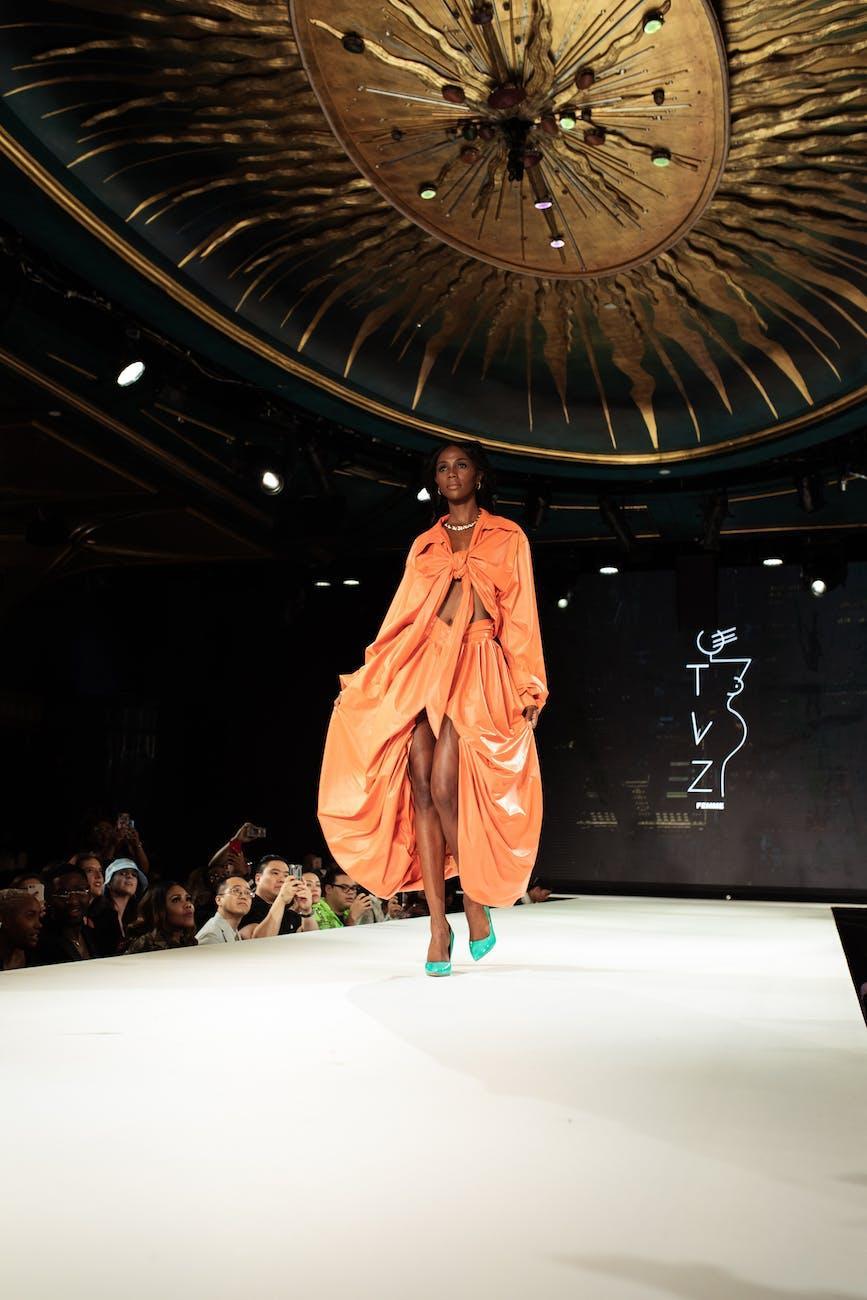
5 896 867 1300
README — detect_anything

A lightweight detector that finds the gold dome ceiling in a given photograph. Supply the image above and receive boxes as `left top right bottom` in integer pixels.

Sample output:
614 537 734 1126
0 0 865 467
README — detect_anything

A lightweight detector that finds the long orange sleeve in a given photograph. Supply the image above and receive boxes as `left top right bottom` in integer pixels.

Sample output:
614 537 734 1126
496 529 549 713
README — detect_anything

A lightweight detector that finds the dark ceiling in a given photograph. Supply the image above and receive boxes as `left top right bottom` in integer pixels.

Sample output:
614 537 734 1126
0 0 866 599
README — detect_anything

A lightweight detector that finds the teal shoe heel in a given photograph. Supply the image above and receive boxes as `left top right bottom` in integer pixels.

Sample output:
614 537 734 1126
425 925 454 978
469 906 496 962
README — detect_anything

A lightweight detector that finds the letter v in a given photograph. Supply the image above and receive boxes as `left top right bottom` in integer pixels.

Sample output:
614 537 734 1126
691 711 713 745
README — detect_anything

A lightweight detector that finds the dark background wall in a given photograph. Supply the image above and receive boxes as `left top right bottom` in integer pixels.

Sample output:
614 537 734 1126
2 553 866 897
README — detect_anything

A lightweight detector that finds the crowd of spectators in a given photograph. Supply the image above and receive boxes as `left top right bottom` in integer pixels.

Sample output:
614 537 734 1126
0 817 553 971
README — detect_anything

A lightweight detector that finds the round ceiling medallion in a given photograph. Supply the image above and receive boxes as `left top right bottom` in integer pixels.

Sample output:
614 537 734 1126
291 0 729 279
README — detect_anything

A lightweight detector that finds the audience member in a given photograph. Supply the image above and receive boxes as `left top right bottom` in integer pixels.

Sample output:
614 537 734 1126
302 868 322 908
519 874 552 905
125 881 197 954
70 852 104 901
384 895 407 921
91 858 147 958
0 889 43 970
196 877 253 945
88 814 150 877
207 823 261 881
11 872 44 904
315 865 373 929
32 864 97 964
239 857 316 938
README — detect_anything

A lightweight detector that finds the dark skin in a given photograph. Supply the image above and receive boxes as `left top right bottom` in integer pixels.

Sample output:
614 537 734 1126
0 898 43 969
47 870 92 958
414 446 539 965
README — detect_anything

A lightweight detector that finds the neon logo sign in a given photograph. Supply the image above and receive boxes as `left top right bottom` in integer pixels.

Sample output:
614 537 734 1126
685 627 752 811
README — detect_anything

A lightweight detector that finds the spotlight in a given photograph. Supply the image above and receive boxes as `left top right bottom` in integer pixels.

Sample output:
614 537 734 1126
651 148 671 167
417 487 431 501
343 578 360 587
762 556 784 568
643 10 665 33
418 182 438 200
795 472 825 514
559 109 577 131
260 468 284 495
534 196 554 210
550 235 566 248
802 546 847 597
599 565 619 576
598 497 635 554
557 595 570 609
116 360 145 387
314 580 332 588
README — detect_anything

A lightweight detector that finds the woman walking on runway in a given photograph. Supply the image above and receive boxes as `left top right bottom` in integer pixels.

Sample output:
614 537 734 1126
317 440 548 976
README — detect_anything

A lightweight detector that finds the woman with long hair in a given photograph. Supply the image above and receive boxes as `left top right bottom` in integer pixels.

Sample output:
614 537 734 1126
123 880 197 954
318 440 547 976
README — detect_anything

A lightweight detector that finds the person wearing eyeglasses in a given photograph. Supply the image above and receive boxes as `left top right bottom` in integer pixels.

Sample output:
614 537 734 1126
196 876 253 945
313 864 373 930
32 864 97 965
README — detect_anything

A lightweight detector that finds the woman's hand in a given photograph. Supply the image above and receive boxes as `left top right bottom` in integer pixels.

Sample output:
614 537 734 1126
522 705 540 730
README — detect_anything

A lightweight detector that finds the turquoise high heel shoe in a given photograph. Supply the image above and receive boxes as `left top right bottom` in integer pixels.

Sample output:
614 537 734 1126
425 925 455 977
469 906 496 962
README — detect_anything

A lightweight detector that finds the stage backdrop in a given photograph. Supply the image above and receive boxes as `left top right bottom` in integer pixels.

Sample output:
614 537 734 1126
537 562 867 895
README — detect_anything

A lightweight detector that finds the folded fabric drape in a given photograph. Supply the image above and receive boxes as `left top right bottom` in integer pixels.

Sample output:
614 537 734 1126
317 509 548 907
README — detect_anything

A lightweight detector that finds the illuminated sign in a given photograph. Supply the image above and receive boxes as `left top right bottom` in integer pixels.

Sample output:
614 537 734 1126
686 627 752 811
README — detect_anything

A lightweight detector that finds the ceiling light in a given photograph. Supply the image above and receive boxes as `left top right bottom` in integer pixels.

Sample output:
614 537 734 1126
810 578 827 597
534 196 553 210
314 580 332 588
762 556 784 568
116 360 145 387
599 565 619 576
559 110 576 131
417 487 431 501
643 10 665 33
343 578 360 586
418 182 438 200
651 148 671 167
260 469 284 495
550 235 566 248
557 596 570 609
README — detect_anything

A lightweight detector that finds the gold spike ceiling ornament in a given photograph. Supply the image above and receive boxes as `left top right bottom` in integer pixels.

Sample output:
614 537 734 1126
290 0 729 279
0 0 865 456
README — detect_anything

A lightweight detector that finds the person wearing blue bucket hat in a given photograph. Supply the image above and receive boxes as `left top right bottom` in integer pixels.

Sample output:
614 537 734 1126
91 858 148 957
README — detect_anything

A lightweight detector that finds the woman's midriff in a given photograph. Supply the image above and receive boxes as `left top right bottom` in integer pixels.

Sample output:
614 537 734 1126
435 577 491 626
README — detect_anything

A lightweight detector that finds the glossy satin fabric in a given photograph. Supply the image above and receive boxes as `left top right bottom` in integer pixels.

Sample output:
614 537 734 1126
317 509 548 907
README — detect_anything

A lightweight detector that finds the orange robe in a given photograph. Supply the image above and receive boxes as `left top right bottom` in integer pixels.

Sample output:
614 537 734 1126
317 508 548 907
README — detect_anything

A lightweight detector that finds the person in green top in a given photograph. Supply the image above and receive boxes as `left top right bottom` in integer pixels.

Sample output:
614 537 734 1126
314 864 373 928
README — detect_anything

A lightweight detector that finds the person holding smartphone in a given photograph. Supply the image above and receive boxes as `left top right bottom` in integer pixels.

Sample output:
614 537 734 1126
238 856 316 939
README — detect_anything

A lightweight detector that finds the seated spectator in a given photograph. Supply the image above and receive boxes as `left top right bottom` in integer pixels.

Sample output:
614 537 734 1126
518 874 552 905
124 881 197 954
302 868 323 911
302 852 323 876
196 876 253 945
239 857 317 939
0 888 43 970
11 872 44 904
207 823 262 881
91 858 147 958
314 865 373 929
32 864 97 964
70 852 104 901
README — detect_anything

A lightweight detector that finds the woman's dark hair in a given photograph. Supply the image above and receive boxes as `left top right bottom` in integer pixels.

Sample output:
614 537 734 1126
422 440 497 516
125 880 196 947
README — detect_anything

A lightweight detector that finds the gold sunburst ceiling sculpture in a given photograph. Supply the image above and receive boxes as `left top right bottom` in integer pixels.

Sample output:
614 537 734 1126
0 0 866 463
292 0 728 278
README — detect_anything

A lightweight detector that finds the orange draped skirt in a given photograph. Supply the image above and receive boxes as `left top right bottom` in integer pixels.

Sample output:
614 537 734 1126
317 613 542 908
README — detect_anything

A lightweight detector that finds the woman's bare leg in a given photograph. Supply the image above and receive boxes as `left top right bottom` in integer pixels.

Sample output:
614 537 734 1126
409 712 451 963
431 715 490 943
